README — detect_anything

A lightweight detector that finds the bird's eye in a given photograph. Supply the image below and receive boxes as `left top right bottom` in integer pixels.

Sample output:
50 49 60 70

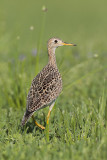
54 40 58 43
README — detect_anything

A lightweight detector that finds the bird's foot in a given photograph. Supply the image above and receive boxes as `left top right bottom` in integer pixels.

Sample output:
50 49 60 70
34 121 45 130
32 115 45 130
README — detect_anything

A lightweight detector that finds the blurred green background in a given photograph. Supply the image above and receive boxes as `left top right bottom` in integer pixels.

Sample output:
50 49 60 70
0 0 107 52
0 0 107 160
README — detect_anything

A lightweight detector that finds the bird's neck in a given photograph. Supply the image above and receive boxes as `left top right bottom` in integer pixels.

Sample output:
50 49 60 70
48 47 57 67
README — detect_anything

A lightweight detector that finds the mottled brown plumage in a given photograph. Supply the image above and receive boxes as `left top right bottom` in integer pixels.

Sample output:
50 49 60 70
21 38 76 128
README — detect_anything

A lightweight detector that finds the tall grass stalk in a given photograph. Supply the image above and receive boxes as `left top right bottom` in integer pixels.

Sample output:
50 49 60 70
36 8 47 74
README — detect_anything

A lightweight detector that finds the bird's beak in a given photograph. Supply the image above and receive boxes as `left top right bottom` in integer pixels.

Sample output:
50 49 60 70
62 42 77 46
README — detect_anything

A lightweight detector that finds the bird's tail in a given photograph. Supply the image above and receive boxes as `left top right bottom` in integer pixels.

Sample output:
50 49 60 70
21 110 34 126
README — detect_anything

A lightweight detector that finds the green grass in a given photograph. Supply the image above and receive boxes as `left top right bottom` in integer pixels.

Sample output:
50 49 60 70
0 0 107 160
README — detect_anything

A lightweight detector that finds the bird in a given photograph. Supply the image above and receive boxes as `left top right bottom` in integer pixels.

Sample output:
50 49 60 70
21 37 76 129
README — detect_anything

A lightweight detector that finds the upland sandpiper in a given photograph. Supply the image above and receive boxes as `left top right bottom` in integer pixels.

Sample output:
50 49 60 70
21 38 76 129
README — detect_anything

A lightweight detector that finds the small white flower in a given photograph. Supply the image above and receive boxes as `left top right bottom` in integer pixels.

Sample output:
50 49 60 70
16 36 20 40
42 5 48 12
30 26 34 31
94 54 98 58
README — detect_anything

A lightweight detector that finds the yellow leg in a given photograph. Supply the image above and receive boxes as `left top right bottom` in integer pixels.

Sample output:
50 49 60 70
47 110 51 124
32 115 45 130
46 102 55 125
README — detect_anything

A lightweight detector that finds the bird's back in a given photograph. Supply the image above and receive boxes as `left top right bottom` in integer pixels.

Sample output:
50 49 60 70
27 63 62 113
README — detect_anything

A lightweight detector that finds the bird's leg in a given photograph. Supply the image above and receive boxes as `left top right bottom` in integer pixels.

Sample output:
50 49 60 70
47 102 55 125
47 110 51 125
32 115 45 130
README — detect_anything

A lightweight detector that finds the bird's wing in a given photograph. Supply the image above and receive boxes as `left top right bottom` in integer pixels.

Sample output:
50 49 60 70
26 65 62 113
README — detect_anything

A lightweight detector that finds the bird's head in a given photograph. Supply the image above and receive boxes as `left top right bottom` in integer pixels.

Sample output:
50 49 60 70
48 38 76 49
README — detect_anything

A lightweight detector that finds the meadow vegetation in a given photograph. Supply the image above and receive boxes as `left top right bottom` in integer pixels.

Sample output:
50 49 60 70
0 0 107 160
